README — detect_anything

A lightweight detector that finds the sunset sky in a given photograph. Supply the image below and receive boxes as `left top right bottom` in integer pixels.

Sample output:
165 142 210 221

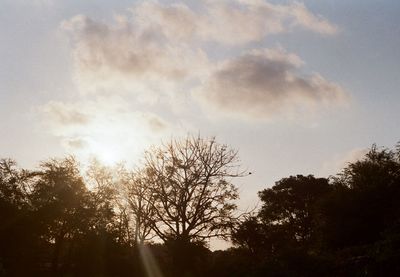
1 0 400 210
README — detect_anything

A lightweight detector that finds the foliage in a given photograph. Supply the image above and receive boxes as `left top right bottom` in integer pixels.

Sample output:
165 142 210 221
231 143 400 276
1 139 400 276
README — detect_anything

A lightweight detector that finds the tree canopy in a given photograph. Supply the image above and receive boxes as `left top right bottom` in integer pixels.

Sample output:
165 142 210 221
1 138 400 276
140 136 243 243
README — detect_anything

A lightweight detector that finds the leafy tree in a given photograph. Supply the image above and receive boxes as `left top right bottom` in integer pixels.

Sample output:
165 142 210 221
231 216 266 255
258 175 331 248
317 144 400 275
0 159 39 275
231 175 333 276
321 145 400 249
4 138 400 276
0 159 31 206
31 157 94 274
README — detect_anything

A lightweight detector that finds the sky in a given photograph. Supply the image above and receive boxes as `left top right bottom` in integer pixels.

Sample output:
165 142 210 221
1 0 400 219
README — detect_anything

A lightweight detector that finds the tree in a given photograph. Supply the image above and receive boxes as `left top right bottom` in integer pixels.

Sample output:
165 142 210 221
0 159 31 207
231 216 266 255
141 136 244 244
0 159 39 275
258 175 331 247
85 160 123 240
120 168 157 245
31 157 93 274
230 175 333 276
320 144 400 249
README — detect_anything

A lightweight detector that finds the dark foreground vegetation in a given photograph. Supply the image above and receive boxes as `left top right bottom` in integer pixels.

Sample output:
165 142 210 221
1 136 400 276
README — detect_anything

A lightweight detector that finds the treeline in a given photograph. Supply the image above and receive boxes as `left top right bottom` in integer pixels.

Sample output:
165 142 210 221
1 137 400 276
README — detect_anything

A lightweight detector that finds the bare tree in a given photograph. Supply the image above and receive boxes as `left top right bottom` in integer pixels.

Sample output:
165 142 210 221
119 168 157 245
85 160 132 245
141 135 245 243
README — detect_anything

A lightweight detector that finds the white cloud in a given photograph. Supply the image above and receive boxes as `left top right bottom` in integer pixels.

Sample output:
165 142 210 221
285 2 338 35
61 14 210 103
193 48 348 120
43 1 345 159
198 0 337 45
60 0 338 101
39 97 173 164
130 1 198 42
129 0 338 45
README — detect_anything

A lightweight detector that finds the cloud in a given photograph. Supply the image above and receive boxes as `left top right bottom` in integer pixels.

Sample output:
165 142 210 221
39 97 173 164
131 2 198 42
62 137 88 150
42 101 90 126
129 0 338 45
321 148 369 176
60 0 338 99
62 14 209 102
197 0 337 45
62 14 202 79
37 0 346 165
45 0 345 158
193 48 348 120
40 97 169 135
283 2 338 35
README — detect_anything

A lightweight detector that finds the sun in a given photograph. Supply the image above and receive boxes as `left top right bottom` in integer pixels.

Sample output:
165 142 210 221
82 138 124 166
80 134 146 167
96 147 120 165
66 111 169 167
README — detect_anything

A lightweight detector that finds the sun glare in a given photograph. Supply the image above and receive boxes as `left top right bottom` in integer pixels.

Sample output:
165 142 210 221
78 133 151 167
96 147 120 165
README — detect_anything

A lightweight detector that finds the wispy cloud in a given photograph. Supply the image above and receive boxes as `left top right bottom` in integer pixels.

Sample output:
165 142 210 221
42 101 90 126
62 137 88 150
128 0 338 45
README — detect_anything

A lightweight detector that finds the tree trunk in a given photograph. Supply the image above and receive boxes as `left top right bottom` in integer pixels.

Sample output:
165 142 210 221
51 234 64 275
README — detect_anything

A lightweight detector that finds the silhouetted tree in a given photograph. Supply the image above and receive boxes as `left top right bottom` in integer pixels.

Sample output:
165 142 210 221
231 216 265 255
3 139 400 276
85 160 124 241
30 158 91 274
230 144 400 276
142 136 243 244
231 175 332 276
258 175 331 248
139 135 244 276
120 168 158 245
318 144 400 275
0 159 40 275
